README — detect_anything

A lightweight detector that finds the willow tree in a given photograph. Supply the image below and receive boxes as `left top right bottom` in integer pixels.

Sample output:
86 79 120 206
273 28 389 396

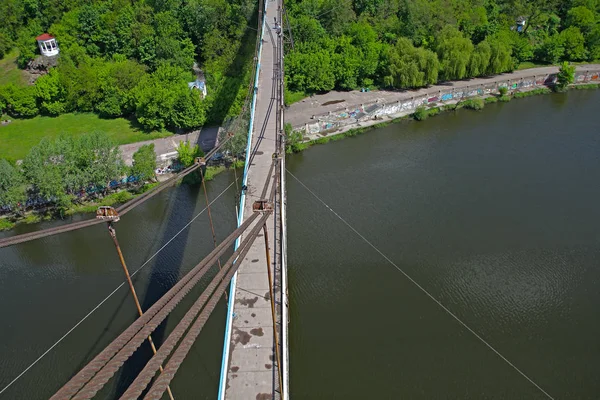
382 38 439 89
436 27 474 81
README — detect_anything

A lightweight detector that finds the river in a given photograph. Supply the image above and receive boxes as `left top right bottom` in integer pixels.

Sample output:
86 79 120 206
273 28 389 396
1 90 600 399
286 90 600 399
0 174 240 399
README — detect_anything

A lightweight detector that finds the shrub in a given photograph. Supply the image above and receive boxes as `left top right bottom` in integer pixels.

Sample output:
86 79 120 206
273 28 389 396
413 106 429 121
460 98 485 110
485 96 499 103
498 86 508 96
555 61 575 92
428 107 440 117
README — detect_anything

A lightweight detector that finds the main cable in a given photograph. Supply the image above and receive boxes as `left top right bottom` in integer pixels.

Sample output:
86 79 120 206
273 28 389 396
286 168 555 400
50 212 260 400
119 212 271 399
0 181 235 396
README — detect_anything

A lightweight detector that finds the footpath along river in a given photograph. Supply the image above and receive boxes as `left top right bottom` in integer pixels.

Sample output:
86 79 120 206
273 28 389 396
1 89 599 399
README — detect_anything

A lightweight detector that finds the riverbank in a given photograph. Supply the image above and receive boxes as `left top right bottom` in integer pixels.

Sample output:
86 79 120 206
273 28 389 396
0 163 241 231
286 82 600 153
287 64 600 137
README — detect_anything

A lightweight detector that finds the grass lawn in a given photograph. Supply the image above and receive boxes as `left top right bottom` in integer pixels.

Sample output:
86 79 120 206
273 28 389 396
0 50 29 86
284 89 308 105
0 113 172 161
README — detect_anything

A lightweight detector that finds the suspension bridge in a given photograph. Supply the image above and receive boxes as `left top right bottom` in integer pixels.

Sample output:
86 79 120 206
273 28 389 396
0 0 291 398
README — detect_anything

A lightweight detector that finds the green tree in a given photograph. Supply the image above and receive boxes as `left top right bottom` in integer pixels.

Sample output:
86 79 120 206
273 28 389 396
35 68 67 115
0 32 12 59
177 141 202 167
436 26 474 81
556 61 575 91
319 0 356 36
560 27 588 61
131 144 157 181
0 84 39 117
566 6 596 35
290 15 327 44
75 131 124 188
535 34 564 64
468 40 491 77
285 47 335 92
0 159 26 210
21 133 124 206
382 37 439 88
22 137 71 205
132 65 204 130
487 37 514 74
332 36 361 90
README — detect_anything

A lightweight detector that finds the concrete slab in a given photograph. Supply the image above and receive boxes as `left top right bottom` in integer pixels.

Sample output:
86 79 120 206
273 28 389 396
226 371 274 400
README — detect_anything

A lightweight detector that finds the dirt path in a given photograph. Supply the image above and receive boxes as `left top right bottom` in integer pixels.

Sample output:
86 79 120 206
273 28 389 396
285 64 600 128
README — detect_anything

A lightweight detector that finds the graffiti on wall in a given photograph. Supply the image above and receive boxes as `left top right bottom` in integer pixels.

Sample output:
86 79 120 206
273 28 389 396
301 70 600 134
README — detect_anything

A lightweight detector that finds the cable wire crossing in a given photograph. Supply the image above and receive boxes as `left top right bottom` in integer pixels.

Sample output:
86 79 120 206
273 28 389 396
286 168 555 400
0 182 235 396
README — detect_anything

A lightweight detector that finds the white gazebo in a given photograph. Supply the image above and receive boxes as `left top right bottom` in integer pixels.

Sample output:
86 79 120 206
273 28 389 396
36 33 59 57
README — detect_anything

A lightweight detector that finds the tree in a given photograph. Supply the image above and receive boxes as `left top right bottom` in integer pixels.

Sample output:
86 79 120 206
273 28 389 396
131 65 204 130
332 36 361 90
382 37 439 89
177 141 202 167
556 61 575 91
0 32 12 59
487 37 514 74
75 131 124 188
319 0 356 36
22 137 72 205
560 27 587 61
131 144 157 181
468 40 491 77
290 15 327 44
0 159 26 210
0 84 39 117
566 6 596 35
35 68 67 115
21 133 124 206
285 47 335 92
436 26 474 81
535 34 564 64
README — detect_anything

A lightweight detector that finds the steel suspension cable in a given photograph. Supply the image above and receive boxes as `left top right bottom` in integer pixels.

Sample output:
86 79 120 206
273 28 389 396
142 222 265 400
50 212 260 400
198 165 227 305
0 182 235 396
118 212 271 399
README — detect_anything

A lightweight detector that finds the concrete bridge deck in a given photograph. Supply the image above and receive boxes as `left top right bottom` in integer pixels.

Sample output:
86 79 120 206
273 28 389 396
219 0 287 398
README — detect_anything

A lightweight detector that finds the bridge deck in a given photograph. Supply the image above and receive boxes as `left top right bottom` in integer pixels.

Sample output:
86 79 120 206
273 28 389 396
220 0 285 398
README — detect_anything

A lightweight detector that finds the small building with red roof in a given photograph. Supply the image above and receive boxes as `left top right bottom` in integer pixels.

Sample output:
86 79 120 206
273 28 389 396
35 33 59 57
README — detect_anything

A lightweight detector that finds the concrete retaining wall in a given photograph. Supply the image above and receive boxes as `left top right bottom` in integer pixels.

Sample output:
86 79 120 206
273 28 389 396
299 70 600 136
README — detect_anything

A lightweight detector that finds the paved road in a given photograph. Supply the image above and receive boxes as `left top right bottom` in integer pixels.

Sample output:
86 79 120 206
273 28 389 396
118 126 219 166
286 64 600 127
